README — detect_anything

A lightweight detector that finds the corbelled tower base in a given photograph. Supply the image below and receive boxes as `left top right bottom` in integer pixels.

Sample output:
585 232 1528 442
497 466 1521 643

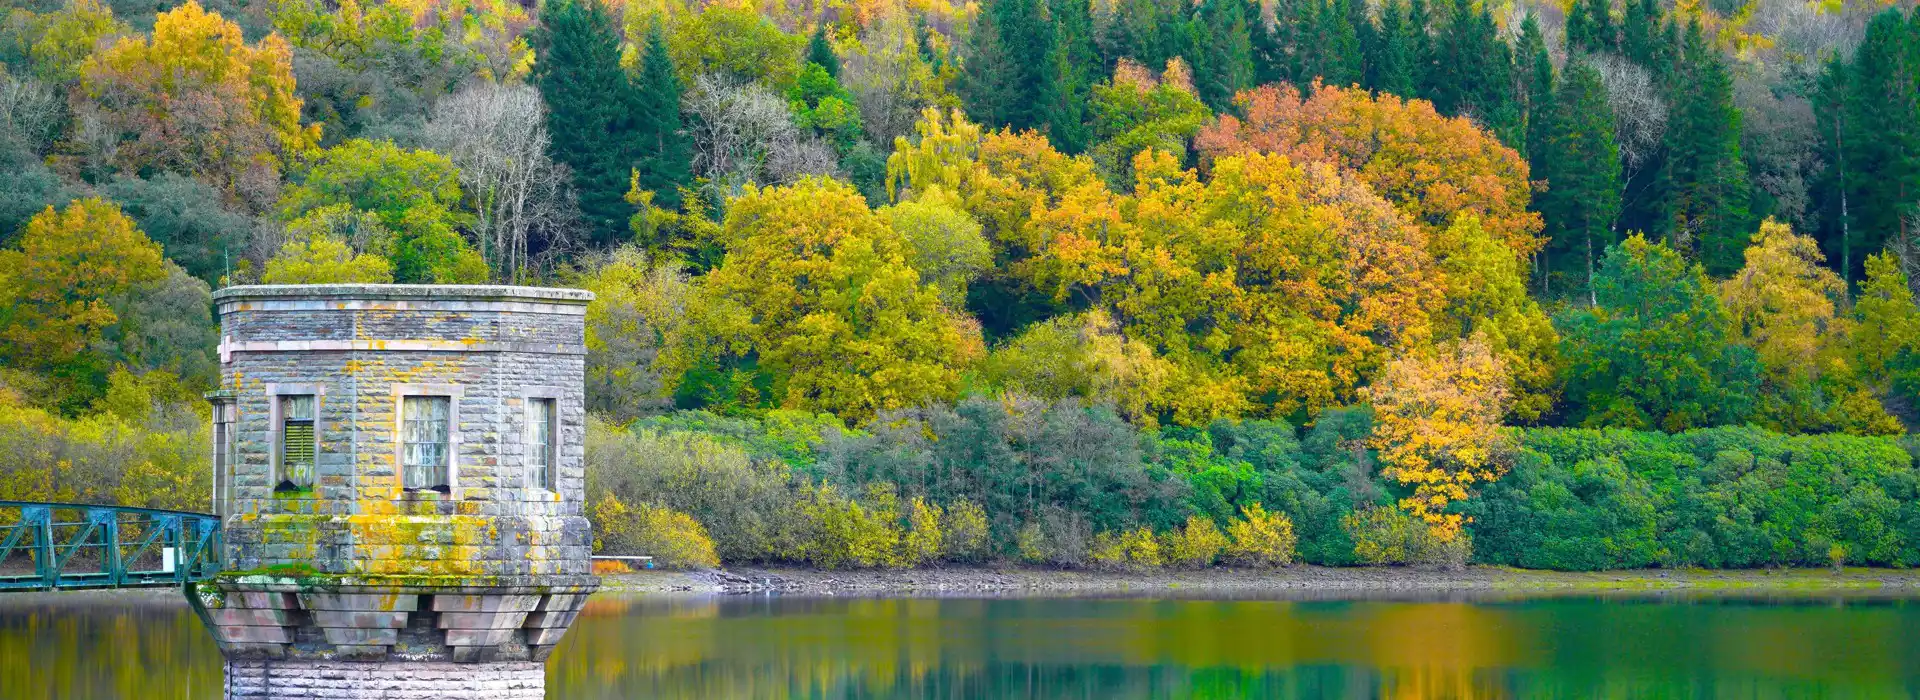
195 285 600 700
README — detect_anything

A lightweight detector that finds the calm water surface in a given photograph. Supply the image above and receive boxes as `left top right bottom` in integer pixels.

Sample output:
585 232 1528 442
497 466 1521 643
2 590 1917 698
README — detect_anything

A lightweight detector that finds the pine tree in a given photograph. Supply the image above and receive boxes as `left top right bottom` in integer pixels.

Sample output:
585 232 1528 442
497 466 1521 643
1043 0 1098 152
1307 0 1363 87
1370 0 1417 97
1195 0 1255 109
1837 9 1920 283
1566 0 1615 54
808 23 841 78
1661 21 1750 275
533 0 647 244
964 0 1053 132
1518 14 1553 160
1347 0 1375 87
1621 0 1665 66
635 25 692 212
1429 0 1519 143
1251 0 1289 86
1537 60 1622 301
1407 0 1435 100
1666 21 1758 274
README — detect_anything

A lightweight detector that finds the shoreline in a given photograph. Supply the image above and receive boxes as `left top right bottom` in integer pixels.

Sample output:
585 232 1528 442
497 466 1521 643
597 564 1920 597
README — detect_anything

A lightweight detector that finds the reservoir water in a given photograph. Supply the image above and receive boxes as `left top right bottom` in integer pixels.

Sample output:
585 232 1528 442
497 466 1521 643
2 591 1917 698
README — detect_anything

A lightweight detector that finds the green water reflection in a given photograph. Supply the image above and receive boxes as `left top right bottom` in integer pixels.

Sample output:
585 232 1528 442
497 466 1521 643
2 591 1918 698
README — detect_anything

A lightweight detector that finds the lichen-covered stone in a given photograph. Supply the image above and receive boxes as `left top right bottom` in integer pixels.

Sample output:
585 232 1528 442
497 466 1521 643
193 285 601 696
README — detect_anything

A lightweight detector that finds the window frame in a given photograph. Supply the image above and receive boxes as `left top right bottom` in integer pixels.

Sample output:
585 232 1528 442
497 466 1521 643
391 384 463 499
522 387 564 498
208 393 237 516
267 384 323 495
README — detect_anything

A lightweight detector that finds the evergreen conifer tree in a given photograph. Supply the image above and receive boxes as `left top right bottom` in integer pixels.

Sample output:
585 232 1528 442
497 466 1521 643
1429 0 1519 143
1518 14 1554 160
1043 0 1098 152
1566 0 1615 54
1621 0 1665 66
964 0 1053 131
1195 0 1256 109
808 23 841 78
1407 0 1435 100
1537 60 1622 301
533 0 650 244
1661 21 1750 275
1251 0 1290 86
1370 0 1417 97
1836 9 1920 283
635 25 692 213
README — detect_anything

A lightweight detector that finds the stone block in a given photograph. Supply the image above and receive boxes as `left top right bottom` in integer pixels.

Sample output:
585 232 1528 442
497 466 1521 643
520 611 576 629
301 593 420 612
218 625 293 644
431 594 541 613
523 626 571 646
208 608 296 627
310 611 411 629
319 627 399 646
444 628 514 647
437 611 530 630
234 592 299 610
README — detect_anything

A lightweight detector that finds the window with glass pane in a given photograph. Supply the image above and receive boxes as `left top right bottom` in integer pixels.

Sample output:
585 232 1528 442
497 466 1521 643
279 395 315 490
402 396 451 491
531 399 556 491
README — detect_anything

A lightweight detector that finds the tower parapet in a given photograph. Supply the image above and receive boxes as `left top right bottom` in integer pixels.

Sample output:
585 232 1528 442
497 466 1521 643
190 284 599 699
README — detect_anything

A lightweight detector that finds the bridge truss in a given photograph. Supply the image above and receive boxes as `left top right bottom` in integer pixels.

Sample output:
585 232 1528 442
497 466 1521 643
0 501 222 591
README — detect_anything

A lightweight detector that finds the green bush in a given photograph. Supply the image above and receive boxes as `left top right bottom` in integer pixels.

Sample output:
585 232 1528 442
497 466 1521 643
1467 426 1920 569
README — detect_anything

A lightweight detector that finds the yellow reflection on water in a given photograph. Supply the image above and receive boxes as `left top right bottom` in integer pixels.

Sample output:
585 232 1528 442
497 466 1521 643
0 591 1916 699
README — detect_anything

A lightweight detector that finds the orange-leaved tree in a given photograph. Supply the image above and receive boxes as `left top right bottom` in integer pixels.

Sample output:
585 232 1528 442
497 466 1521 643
1195 82 1540 257
82 0 317 204
1196 82 1559 421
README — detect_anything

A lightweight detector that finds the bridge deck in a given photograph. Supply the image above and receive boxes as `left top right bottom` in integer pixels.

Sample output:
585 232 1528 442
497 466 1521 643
0 500 222 592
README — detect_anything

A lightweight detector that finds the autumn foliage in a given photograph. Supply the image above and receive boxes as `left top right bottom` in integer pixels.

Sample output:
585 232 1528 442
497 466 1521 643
1366 338 1512 541
81 1 316 203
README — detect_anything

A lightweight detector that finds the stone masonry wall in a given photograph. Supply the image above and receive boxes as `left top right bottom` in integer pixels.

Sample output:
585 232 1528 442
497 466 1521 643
213 285 593 578
197 285 598 671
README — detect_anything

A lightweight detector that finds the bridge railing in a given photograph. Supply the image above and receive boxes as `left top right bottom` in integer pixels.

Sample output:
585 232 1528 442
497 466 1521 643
0 501 222 591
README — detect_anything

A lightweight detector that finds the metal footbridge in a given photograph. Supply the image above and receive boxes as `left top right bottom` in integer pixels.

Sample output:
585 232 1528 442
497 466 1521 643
0 500 222 591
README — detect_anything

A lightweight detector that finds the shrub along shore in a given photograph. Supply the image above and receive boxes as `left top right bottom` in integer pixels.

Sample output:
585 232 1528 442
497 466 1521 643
587 400 1920 573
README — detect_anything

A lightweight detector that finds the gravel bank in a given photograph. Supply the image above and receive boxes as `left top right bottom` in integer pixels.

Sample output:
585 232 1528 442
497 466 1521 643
597 565 1920 597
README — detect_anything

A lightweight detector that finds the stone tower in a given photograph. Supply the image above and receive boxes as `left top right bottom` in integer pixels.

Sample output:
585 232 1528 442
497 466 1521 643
190 284 599 700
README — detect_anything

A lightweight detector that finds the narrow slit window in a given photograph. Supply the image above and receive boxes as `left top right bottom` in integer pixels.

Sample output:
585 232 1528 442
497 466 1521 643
531 398 557 491
278 395 315 491
402 396 452 492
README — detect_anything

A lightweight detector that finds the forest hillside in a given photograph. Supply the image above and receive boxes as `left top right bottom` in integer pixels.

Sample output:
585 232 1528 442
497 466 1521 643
3 0 1920 571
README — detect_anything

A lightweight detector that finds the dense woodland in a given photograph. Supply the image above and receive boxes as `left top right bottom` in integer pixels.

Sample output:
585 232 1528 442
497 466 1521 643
4 0 1920 570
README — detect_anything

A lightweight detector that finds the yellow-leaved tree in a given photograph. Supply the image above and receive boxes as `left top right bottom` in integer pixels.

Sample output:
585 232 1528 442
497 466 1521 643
1109 150 1443 423
1720 219 1900 434
668 177 967 423
82 0 317 203
1366 337 1511 542
262 235 395 284
0 199 168 412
